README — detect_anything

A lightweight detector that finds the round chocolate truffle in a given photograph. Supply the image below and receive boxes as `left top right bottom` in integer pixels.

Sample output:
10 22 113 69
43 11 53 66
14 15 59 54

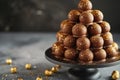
64 48 77 60
60 21 75 34
60 19 75 28
88 23 102 36
52 42 65 57
76 37 90 50
78 0 92 11
92 10 104 22
56 31 68 43
68 10 81 22
63 35 76 48
102 32 113 46
93 49 107 61
112 42 119 50
106 46 118 58
79 49 94 62
72 23 87 37
99 21 111 33
80 12 94 25
90 35 104 48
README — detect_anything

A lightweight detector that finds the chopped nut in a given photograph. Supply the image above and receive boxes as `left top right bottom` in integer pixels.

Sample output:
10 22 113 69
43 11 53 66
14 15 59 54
25 64 32 70
6 58 12 65
17 77 23 80
10 67 17 73
55 65 61 69
36 76 43 80
51 67 58 73
44 70 53 76
112 70 119 79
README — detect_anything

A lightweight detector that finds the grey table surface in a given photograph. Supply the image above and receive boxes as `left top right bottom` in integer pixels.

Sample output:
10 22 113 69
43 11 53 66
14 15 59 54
0 32 120 80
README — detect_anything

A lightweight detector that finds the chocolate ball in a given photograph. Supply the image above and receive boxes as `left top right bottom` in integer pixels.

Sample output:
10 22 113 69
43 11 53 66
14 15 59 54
72 23 87 37
90 35 104 48
78 0 92 11
56 31 68 43
93 49 107 61
92 10 104 22
52 42 65 57
76 37 90 50
112 42 119 50
88 23 102 36
102 32 113 46
60 20 75 34
80 12 94 25
60 19 75 28
63 35 76 48
106 46 118 58
68 10 81 22
64 48 76 60
99 21 111 33
79 49 94 62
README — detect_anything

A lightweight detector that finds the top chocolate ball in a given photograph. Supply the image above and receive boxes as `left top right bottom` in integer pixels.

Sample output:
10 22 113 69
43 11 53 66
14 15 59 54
78 0 92 11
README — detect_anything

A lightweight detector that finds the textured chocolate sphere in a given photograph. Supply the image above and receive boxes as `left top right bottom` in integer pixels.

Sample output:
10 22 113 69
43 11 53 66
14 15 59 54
64 35 76 48
90 35 104 48
64 48 77 60
112 42 119 50
68 10 81 22
76 37 90 50
72 23 87 37
99 21 111 33
93 49 107 61
60 19 75 28
52 42 65 57
92 10 104 22
88 23 102 36
102 32 113 46
79 49 94 62
56 31 68 43
78 0 92 11
106 47 118 58
80 12 94 25
60 21 75 34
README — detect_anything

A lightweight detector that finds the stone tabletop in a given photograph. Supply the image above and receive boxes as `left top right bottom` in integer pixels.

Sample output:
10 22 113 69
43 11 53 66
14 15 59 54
0 32 120 80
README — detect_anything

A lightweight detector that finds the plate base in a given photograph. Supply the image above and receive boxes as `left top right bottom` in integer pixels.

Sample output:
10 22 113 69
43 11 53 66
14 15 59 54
68 68 101 80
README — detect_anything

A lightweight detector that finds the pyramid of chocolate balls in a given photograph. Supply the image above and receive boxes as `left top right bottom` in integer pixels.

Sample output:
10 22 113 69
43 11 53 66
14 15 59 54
51 0 119 63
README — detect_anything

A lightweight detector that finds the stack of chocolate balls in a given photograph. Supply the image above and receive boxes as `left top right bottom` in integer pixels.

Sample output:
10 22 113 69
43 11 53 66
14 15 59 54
51 0 119 63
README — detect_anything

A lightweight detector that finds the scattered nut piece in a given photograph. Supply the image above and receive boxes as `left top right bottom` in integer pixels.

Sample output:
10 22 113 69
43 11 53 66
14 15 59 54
10 67 17 73
44 70 53 76
25 64 32 70
36 76 43 80
17 77 23 80
51 67 58 73
111 70 119 80
55 65 61 69
6 58 12 65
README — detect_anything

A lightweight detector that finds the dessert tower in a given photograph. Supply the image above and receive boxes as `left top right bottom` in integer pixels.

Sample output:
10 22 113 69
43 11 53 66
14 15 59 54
51 0 119 63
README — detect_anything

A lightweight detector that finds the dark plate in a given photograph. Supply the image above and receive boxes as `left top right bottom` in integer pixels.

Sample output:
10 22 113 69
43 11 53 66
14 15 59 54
45 48 120 68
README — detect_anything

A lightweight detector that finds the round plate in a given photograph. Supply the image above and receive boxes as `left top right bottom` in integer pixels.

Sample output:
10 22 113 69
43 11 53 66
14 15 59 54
45 48 120 68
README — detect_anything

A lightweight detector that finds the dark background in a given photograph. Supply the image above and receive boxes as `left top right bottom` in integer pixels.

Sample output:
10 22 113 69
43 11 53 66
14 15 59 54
0 0 120 33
